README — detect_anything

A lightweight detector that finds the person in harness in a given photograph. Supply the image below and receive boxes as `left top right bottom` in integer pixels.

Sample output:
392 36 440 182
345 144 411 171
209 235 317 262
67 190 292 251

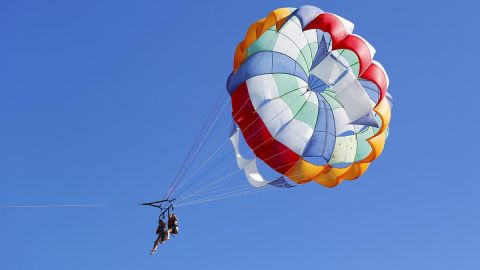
168 213 179 235
143 199 177 255
150 218 169 255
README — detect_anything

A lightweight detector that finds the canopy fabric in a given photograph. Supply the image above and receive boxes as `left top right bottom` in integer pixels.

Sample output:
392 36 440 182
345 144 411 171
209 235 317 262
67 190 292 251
227 5 393 187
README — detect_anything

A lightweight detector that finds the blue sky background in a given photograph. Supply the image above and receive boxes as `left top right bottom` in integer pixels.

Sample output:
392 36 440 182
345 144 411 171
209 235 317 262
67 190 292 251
0 0 478 269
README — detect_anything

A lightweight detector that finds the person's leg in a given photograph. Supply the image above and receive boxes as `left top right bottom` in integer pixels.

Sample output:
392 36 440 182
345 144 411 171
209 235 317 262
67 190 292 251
151 237 161 255
160 231 165 243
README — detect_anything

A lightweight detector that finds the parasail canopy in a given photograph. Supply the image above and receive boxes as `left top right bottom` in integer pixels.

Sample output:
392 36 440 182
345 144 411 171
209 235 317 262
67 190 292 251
163 5 393 207
226 5 393 188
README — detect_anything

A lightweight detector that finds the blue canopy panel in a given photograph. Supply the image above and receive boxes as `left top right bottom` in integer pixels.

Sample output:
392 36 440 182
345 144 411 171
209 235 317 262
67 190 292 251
307 33 333 93
359 79 380 104
329 162 353 169
311 33 331 70
226 51 308 95
268 176 295 188
302 94 336 165
385 92 394 110
288 5 324 29
351 112 379 127
308 74 328 92
359 79 394 110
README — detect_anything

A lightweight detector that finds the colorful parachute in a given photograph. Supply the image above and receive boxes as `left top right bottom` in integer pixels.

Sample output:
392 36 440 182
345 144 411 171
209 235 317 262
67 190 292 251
226 5 393 188
163 5 393 207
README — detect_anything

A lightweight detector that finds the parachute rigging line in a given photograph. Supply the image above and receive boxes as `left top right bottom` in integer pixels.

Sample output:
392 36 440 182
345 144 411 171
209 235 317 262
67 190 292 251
175 158 304 205
170 85 310 200
163 88 229 200
164 29 286 200
0 203 137 208
176 185 279 207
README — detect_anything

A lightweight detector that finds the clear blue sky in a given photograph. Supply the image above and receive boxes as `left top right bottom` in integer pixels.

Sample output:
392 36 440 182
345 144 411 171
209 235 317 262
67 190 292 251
0 1 478 269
